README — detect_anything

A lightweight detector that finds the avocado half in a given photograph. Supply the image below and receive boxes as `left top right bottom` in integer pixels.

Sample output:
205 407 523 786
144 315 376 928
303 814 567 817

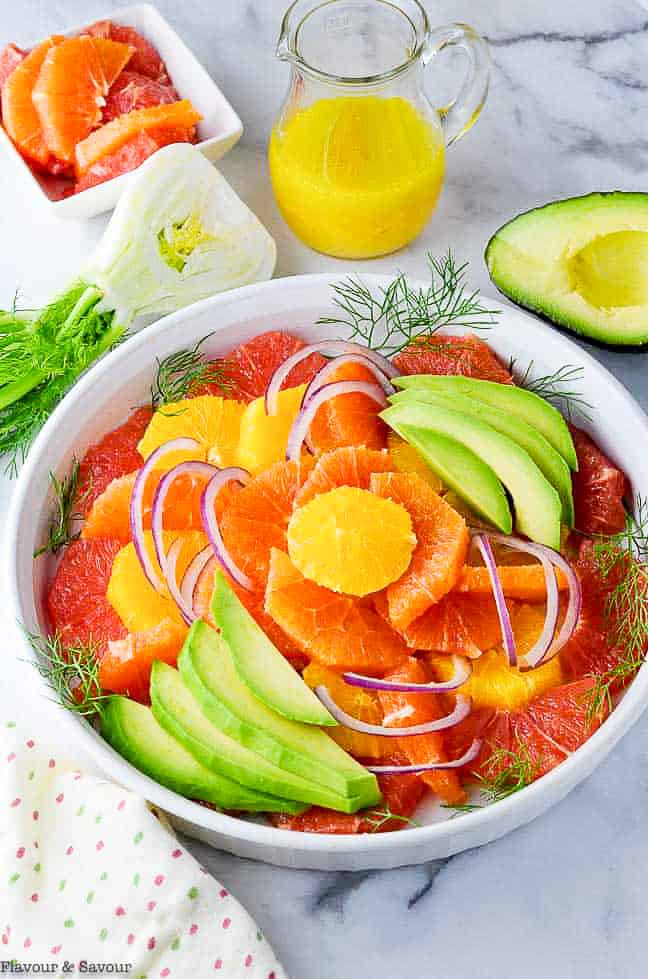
485 192 648 347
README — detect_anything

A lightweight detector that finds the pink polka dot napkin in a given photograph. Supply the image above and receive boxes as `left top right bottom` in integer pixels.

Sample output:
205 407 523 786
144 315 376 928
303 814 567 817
1 719 287 978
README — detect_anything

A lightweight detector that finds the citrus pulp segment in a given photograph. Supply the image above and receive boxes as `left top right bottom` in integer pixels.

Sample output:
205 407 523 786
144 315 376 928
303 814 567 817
218 331 326 402
309 359 387 452
98 617 188 702
236 384 306 475
287 486 416 597
295 445 393 507
386 430 444 491
137 395 244 469
393 334 513 384
1 36 63 168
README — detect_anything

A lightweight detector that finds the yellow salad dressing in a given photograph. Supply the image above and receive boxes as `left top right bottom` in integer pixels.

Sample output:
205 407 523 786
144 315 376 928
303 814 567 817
269 96 445 259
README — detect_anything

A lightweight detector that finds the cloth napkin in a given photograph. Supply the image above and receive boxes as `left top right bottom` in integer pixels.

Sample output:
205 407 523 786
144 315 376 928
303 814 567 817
0 717 287 978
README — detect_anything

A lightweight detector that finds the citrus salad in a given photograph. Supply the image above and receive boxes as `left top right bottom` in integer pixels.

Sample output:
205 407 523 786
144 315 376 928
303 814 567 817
38 321 639 833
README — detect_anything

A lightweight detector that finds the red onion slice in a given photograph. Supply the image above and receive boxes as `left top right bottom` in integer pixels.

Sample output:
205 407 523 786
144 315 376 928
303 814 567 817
181 545 213 611
265 340 398 415
130 437 200 592
163 536 194 626
489 534 580 668
201 468 253 591
474 533 517 667
343 655 471 693
365 739 482 774
151 460 218 576
302 354 395 409
315 686 471 736
286 380 388 462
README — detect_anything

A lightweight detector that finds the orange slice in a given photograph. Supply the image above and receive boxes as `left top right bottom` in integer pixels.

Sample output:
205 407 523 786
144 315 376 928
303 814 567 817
138 395 245 470
370 471 469 631
265 547 408 674
1 36 62 167
309 360 387 452
302 663 387 759
377 590 502 658
287 486 416 596
457 563 569 601
33 36 134 163
99 617 187 703
295 445 393 507
75 99 202 175
378 657 467 805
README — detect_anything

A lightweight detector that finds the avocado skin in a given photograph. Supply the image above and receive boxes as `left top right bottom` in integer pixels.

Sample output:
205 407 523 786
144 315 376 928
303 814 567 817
485 191 648 349
179 620 381 807
101 695 305 813
150 661 368 813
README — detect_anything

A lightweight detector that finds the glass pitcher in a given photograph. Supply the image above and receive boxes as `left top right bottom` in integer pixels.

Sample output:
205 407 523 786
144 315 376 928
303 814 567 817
269 0 490 259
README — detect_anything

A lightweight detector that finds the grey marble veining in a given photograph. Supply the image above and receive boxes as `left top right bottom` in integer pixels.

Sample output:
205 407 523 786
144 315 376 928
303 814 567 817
1 2 648 977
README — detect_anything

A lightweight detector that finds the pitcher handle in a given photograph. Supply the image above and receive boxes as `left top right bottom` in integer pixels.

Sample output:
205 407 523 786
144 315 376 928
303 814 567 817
422 23 491 147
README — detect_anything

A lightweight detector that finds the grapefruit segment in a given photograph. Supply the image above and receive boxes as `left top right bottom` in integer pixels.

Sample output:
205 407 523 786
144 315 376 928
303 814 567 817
74 130 158 192
295 445 393 507
103 70 178 121
265 548 409 674
526 678 608 753
219 458 313 590
1 36 63 168
33 36 134 163
99 617 187 702
393 334 513 384
272 759 425 834
46 538 127 651
77 406 152 514
370 471 469 629
309 360 387 452
105 24 168 80
570 425 629 535
75 100 201 175
378 658 467 805
218 331 326 403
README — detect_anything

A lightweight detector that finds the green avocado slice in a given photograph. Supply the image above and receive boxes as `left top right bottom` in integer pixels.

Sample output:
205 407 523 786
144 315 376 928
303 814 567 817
382 402 562 548
179 620 380 806
485 191 648 347
393 374 577 470
151 661 366 813
101 695 305 813
211 570 335 726
384 413 512 533
390 388 574 526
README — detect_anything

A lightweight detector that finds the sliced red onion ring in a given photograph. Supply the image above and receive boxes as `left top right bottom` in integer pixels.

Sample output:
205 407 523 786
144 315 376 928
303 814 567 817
181 545 213 611
265 340 398 415
365 739 482 774
286 381 388 462
474 533 517 667
315 686 471 736
163 536 194 626
489 534 581 669
343 655 471 693
130 437 200 592
151 460 218 577
302 354 395 408
201 468 253 591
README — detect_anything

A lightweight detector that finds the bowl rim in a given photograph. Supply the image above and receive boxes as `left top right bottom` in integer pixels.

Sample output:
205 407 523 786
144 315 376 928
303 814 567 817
7 271 648 858
0 2 243 210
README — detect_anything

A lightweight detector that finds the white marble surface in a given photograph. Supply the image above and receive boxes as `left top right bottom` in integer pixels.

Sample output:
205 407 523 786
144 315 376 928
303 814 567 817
2 2 648 976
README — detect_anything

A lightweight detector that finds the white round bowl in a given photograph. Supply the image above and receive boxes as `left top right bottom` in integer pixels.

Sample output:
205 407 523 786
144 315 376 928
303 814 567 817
7 273 648 871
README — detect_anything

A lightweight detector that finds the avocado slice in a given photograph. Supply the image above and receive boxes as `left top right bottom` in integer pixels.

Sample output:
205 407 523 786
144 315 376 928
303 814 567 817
151 661 367 813
393 375 577 470
101 695 305 813
179 620 380 806
385 415 512 533
382 402 562 548
390 389 574 526
212 570 335 727
485 192 648 347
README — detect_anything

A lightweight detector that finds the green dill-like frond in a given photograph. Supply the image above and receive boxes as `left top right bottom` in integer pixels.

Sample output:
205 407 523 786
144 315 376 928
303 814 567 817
25 629 108 718
319 251 499 356
443 742 540 815
33 457 89 557
151 335 232 407
509 359 593 421
585 497 648 720
364 804 420 833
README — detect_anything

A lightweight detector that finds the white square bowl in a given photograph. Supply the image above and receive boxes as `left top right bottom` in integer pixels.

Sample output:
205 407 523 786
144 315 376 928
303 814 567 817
0 3 243 219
